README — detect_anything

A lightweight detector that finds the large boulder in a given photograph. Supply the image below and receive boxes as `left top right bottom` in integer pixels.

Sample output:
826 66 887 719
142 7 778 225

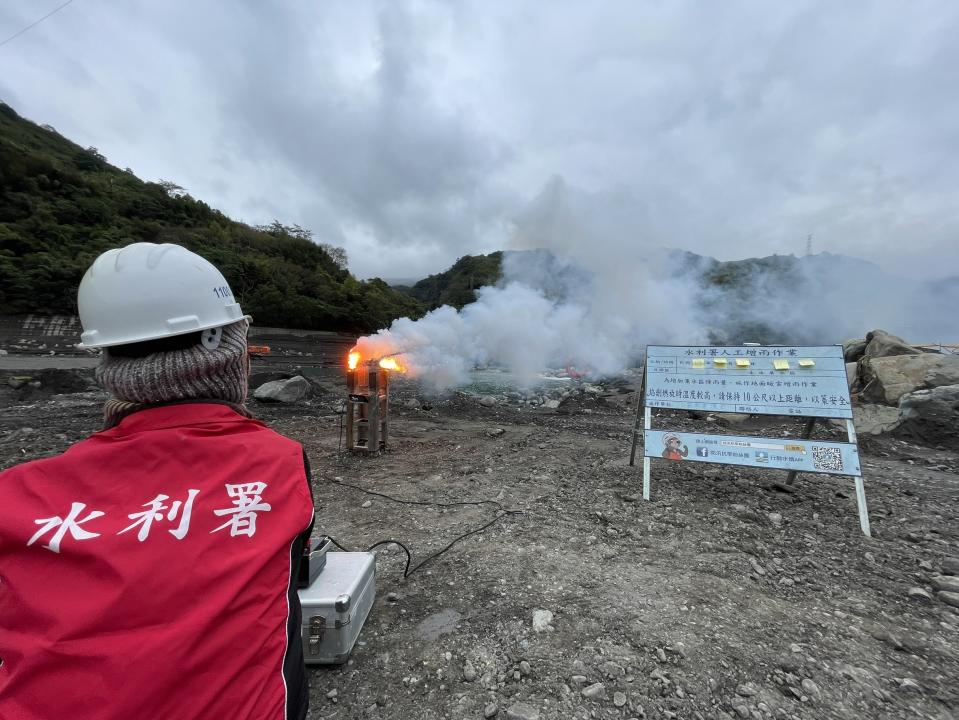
859 353 959 405
858 403 902 435
291 366 338 397
895 385 959 450
863 329 922 360
253 375 311 403
829 403 902 435
843 338 868 363
845 362 859 391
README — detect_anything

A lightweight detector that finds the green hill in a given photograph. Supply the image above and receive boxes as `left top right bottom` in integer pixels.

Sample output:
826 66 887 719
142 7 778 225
0 102 423 333
404 251 503 309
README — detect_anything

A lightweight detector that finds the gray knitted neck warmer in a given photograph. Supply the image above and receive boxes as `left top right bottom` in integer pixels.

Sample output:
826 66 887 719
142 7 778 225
97 319 250 428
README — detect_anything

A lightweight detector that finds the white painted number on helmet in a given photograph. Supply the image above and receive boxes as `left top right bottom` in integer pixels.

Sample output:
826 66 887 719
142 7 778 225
201 327 222 350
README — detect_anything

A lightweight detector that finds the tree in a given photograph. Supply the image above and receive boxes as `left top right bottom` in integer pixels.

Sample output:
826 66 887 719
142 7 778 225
73 147 107 172
321 243 348 270
158 180 188 198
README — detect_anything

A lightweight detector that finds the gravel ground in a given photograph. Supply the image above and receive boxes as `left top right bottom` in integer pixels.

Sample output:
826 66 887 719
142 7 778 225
1 364 957 720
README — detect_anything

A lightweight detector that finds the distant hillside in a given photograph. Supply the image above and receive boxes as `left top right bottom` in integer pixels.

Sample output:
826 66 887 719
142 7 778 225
0 102 423 333
401 248 958 344
404 251 503 309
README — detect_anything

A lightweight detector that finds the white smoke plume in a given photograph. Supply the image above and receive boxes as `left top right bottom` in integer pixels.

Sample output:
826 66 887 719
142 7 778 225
354 266 701 389
354 177 958 390
352 179 707 388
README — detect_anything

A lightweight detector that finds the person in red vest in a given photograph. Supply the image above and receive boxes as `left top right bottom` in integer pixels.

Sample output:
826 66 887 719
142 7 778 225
0 243 316 720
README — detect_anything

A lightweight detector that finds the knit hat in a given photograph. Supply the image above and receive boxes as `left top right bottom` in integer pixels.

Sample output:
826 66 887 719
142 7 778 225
97 318 250 427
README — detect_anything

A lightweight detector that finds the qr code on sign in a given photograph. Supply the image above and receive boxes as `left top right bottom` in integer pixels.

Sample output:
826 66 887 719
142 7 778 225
812 446 843 472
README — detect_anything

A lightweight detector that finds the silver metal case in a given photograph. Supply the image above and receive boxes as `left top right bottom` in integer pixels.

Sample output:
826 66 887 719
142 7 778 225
297 551 376 664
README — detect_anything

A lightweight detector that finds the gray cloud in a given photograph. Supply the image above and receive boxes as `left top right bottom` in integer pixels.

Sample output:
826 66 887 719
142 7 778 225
1 0 958 280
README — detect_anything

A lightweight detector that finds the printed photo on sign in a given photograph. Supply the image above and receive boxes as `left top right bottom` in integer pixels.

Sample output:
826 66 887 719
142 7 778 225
643 430 862 477
661 433 688 461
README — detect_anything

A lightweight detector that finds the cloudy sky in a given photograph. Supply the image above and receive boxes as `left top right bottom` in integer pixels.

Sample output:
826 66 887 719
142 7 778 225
2 0 958 280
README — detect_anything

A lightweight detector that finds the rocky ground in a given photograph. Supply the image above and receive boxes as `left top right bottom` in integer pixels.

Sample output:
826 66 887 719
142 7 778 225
1 363 958 720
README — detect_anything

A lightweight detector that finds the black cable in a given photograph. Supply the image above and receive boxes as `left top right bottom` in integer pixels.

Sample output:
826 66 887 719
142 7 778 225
405 512 519 576
325 510 520 579
327 536 413 575
326 536 351 553
330 477 504 509
365 539 413 577
322 464 522 578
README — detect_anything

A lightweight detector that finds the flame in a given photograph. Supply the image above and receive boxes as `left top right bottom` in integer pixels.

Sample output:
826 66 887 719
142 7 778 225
378 356 404 372
348 350 405 373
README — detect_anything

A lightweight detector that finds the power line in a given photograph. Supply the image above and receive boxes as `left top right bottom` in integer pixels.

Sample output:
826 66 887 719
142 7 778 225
0 0 76 50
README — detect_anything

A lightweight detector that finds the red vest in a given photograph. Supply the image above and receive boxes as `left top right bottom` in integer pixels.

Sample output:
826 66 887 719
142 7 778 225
0 404 315 720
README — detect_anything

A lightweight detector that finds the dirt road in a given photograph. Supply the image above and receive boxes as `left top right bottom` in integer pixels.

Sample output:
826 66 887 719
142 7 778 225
1 366 957 720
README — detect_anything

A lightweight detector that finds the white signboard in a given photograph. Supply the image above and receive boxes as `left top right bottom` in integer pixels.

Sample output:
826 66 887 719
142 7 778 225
631 345 870 537
645 345 852 418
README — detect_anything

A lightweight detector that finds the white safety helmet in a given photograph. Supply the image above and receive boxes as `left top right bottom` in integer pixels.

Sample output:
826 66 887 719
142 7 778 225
77 242 244 349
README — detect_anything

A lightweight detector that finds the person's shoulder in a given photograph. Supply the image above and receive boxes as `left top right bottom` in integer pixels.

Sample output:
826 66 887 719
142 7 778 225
266 427 304 450
246 419 303 450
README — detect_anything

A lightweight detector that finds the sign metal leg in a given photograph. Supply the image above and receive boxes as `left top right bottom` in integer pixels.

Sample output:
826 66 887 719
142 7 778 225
854 476 871 537
629 404 642 467
785 416 817 485
642 406 651 500
846 419 870 537
629 367 647 467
